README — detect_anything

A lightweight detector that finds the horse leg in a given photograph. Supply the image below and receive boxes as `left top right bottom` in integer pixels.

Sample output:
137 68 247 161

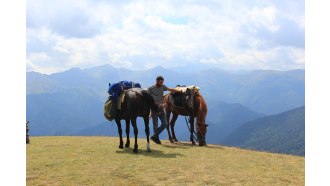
144 116 151 152
124 118 130 148
190 115 196 145
115 118 124 149
170 113 179 142
165 108 174 143
131 117 139 153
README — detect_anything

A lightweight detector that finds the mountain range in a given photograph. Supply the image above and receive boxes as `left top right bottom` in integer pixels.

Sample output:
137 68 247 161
26 65 305 155
222 106 305 156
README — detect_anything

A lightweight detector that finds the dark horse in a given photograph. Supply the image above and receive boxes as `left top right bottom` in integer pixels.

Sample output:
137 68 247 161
164 88 208 146
105 88 158 153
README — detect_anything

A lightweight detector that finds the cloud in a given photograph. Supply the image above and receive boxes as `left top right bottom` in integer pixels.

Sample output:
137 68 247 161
27 0 305 74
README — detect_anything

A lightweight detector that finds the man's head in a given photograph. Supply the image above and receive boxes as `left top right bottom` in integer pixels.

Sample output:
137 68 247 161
156 76 164 87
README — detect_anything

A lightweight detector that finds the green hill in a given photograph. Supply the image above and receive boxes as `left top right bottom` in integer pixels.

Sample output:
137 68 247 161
222 106 305 156
207 102 266 142
27 137 304 185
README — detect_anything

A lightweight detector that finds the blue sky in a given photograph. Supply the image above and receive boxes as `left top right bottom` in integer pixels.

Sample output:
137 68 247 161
26 0 304 74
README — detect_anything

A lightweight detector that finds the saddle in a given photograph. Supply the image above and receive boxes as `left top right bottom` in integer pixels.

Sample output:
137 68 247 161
169 93 184 108
173 85 200 93
118 88 143 110
169 85 200 109
104 88 143 121
104 82 142 121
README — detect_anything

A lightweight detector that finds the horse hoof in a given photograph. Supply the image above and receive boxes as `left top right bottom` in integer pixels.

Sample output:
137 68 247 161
119 145 124 149
169 139 174 143
192 142 196 145
133 148 138 153
125 143 130 148
174 139 179 142
146 143 151 152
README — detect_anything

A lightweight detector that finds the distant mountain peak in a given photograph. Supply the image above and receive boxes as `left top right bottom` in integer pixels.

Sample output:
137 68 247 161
66 67 82 72
149 65 166 71
27 71 44 76
84 64 116 71
50 67 84 76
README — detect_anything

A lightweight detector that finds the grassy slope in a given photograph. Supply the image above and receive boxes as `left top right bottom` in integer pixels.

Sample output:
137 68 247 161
27 137 304 186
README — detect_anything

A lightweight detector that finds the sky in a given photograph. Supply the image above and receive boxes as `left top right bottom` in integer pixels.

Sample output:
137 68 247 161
26 0 305 74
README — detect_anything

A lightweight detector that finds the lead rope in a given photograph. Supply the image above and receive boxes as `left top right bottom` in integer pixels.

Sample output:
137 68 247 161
184 115 198 141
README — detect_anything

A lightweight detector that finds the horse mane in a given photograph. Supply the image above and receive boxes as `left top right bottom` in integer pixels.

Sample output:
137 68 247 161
195 92 207 126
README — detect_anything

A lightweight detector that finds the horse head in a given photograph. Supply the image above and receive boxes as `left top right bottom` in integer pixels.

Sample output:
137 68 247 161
195 91 208 146
197 122 208 146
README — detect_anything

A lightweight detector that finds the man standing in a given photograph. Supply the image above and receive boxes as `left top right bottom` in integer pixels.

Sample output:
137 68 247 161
148 76 176 144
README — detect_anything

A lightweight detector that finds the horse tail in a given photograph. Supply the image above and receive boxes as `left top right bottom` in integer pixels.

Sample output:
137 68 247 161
142 90 158 112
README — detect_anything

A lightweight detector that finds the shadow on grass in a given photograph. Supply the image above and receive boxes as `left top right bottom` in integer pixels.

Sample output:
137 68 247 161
203 145 225 149
161 142 194 149
115 148 183 158
161 141 225 149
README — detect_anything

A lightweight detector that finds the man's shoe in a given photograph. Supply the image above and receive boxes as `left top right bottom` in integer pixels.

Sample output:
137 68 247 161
150 136 162 144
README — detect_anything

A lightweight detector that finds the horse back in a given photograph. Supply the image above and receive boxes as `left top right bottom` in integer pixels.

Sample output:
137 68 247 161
164 92 200 117
120 88 150 118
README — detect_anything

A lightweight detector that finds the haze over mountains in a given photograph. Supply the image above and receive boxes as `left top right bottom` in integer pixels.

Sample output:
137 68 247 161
26 65 305 155
222 106 305 156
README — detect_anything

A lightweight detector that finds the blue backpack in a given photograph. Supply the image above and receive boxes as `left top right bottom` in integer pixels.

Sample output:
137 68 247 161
120 81 141 90
107 81 142 96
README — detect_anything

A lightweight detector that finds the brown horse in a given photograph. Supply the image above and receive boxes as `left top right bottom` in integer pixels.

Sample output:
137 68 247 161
164 89 208 146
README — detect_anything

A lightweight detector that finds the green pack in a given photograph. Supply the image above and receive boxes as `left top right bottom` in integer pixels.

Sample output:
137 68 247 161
104 99 115 121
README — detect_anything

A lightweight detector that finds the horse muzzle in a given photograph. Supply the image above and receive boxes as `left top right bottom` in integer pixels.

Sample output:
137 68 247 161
197 135 207 146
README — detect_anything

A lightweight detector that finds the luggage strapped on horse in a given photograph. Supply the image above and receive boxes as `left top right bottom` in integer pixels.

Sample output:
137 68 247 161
104 81 142 121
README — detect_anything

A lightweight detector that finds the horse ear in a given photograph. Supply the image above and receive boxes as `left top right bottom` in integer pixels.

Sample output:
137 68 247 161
205 124 209 127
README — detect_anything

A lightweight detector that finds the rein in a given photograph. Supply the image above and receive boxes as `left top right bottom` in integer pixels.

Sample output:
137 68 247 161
184 114 198 141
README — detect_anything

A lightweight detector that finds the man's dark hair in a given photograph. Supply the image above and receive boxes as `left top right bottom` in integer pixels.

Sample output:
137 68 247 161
156 76 164 81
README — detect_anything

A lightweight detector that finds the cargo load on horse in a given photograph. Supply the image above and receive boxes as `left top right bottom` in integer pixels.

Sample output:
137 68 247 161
104 81 141 121
168 85 201 109
172 85 200 93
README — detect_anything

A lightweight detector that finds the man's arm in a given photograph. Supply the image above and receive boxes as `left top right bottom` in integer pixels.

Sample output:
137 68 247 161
163 85 179 92
167 88 176 92
168 87 182 93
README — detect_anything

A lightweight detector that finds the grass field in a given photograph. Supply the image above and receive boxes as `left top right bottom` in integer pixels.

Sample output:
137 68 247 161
27 136 304 185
